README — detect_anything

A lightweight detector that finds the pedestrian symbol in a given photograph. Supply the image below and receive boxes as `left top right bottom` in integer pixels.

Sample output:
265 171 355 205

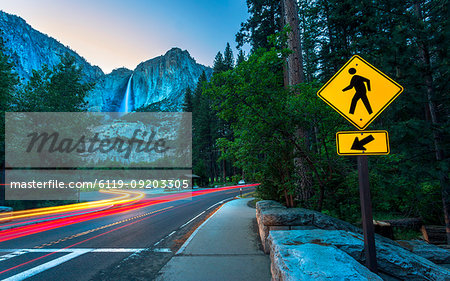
317 55 403 130
343 68 372 115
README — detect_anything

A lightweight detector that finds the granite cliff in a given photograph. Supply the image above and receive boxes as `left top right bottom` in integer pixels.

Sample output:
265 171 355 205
87 48 212 112
0 11 212 112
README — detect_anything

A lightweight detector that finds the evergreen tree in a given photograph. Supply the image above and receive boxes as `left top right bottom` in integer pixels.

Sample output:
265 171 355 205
236 49 246 65
0 29 18 204
16 53 94 112
0 30 17 114
182 87 193 112
236 0 282 51
219 0 449 233
192 71 218 183
213 52 225 73
223 43 234 70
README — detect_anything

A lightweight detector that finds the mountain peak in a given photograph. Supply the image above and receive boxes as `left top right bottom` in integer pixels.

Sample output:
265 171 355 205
0 10 104 80
164 47 194 61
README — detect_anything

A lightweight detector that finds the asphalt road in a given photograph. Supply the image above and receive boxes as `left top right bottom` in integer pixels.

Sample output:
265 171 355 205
0 185 256 281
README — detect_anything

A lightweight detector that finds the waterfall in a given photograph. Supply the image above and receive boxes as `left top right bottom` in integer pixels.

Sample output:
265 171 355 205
119 74 133 113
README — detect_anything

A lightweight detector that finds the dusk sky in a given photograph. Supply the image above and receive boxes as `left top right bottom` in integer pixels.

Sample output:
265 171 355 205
0 0 249 73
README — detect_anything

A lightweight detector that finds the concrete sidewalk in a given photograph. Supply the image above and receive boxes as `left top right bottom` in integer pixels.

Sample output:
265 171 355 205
156 198 271 281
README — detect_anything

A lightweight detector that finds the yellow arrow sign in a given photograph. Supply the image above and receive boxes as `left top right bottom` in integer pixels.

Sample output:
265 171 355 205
318 55 403 130
336 131 389 156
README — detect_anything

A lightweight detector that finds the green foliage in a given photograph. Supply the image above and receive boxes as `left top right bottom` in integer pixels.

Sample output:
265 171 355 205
236 49 246 65
223 43 234 71
0 30 18 113
0 28 19 202
225 0 448 224
182 87 193 112
213 52 225 73
236 0 282 51
15 53 94 112
0 29 18 154
206 46 295 203
298 0 449 223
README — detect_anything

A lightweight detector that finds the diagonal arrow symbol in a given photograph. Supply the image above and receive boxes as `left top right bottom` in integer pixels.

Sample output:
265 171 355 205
351 135 375 150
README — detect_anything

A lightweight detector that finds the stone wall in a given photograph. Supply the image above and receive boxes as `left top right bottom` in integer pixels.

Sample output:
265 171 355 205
256 200 450 281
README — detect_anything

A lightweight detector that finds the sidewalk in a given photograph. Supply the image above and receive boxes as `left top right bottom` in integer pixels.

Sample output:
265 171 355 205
157 198 271 281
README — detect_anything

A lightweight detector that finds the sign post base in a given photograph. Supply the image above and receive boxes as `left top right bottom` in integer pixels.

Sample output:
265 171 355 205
357 155 378 273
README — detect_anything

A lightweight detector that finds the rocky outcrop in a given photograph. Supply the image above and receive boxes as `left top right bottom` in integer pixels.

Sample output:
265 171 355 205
257 200 450 281
270 239 382 281
1 11 211 112
268 230 450 281
256 200 363 253
87 68 133 111
132 48 212 111
397 240 450 265
256 200 401 254
87 48 212 112
0 11 103 81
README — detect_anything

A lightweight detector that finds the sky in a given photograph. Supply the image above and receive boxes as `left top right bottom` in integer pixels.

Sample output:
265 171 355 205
0 0 250 73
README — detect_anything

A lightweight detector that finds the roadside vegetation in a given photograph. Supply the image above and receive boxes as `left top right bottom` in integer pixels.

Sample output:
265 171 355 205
186 0 449 234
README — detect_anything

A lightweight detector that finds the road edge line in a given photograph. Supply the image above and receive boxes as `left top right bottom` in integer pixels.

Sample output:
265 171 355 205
175 197 235 255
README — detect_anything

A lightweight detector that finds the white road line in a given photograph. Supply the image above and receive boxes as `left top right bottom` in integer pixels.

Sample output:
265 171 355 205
91 248 145 253
176 204 223 255
205 196 235 211
3 249 91 281
0 250 29 262
167 231 176 237
153 240 163 246
1 248 145 280
153 248 171 253
180 211 205 228
175 197 236 255
206 202 221 210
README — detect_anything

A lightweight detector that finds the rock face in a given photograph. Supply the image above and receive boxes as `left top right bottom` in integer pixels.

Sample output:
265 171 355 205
257 201 450 281
270 240 383 281
0 11 103 81
87 68 133 112
268 230 450 281
1 11 212 112
256 200 401 254
87 48 212 112
397 240 450 265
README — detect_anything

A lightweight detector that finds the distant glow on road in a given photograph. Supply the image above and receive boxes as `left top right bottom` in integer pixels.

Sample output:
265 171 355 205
0 184 258 243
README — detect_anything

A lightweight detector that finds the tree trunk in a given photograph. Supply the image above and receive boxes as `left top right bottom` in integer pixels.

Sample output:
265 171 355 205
282 0 313 206
414 1 450 244
282 0 304 86
222 159 226 182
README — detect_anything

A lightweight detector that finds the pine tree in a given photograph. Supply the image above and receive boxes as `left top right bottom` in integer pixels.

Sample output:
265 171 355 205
192 71 217 183
213 52 225 73
236 49 246 65
223 43 234 70
0 28 18 204
16 53 93 112
182 87 193 112
0 30 17 113
236 0 282 51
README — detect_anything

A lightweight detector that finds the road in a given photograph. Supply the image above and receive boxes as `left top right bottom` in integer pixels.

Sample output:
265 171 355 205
0 185 256 280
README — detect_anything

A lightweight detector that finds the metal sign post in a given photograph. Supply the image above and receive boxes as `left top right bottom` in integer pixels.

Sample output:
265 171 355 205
357 155 377 272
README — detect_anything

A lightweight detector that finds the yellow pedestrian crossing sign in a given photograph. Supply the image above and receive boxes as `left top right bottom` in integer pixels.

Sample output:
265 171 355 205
317 55 403 130
336 131 390 156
